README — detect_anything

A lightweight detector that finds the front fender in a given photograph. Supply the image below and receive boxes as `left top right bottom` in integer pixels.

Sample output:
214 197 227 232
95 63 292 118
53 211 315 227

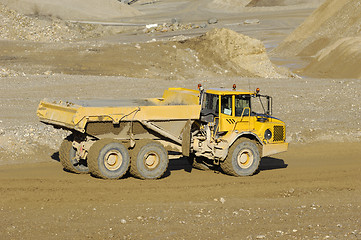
228 131 263 147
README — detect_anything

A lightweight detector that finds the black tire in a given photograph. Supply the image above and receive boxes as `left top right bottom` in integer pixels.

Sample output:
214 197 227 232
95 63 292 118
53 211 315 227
221 139 260 176
59 135 89 174
130 140 168 180
88 139 130 179
187 154 211 171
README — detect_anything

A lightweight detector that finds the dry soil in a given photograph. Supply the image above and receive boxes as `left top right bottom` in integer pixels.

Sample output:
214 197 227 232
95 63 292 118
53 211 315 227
0 0 360 239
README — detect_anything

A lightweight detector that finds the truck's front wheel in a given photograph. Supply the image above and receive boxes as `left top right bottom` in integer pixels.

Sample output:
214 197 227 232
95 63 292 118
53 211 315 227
59 135 89 174
221 140 260 176
130 140 168 179
88 139 130 179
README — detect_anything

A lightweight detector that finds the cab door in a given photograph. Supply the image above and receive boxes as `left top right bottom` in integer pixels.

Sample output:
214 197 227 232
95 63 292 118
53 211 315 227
233 94 254 131
219 95 235 132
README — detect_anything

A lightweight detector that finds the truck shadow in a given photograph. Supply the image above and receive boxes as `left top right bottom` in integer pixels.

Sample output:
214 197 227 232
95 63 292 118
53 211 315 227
51 151 287 178
258 157 288 171
167 156 193 172
51 152 60 162
166 155 288 178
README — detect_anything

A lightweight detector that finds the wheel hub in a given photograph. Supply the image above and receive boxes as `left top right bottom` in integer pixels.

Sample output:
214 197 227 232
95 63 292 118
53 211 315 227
104 150 123 170
237 150 254 169
144 152 160 169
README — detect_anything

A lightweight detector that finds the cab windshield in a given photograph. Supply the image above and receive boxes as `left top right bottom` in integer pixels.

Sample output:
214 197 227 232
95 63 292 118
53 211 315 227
251 95 272 116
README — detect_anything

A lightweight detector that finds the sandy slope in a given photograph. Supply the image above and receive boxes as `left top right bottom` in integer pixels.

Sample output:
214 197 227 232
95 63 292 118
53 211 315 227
304 37 361 78
208 0 323 12
247 0 324 7
274 0 361 78
274 0 361 56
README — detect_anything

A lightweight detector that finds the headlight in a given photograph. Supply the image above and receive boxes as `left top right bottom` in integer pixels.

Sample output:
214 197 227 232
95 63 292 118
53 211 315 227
264 129 272 140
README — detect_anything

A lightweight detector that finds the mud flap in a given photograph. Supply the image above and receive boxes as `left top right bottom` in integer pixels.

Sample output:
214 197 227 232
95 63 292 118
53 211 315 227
181 120 192 157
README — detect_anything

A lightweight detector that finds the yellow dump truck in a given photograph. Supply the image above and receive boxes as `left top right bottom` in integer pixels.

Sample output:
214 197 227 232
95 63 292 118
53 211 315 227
37 85 288 179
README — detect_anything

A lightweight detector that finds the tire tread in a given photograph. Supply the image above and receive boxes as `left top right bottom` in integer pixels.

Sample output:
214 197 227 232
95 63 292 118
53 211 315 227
59 135 88 174
88 139 127 179
129 140 168 180
221 139 260 176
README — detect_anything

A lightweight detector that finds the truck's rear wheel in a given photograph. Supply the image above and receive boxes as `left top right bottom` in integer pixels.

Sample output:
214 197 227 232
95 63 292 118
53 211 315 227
59 135 89 174
221 139 260 176
130 140 168 180
88 139 130 179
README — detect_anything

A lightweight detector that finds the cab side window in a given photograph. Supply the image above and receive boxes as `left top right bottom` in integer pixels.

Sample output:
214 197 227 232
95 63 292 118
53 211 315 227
235 95 250 116
221 95 232 116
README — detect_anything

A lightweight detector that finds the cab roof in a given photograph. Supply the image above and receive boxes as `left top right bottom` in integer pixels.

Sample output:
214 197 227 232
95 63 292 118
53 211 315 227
166 87 257 96
206 88 255 95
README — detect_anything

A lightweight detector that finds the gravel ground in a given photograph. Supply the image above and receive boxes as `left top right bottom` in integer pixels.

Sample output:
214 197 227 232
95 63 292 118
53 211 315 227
0 142 360 239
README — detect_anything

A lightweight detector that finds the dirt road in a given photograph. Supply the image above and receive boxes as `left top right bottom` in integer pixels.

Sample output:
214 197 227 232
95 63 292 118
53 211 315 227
0 143 360 239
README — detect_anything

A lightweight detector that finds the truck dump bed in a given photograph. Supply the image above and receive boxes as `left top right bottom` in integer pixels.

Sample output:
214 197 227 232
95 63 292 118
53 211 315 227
37 98 201 133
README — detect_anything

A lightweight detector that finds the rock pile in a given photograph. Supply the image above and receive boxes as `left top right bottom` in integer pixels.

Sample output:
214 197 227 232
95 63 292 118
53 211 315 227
0 123 69 164
183 28 296 78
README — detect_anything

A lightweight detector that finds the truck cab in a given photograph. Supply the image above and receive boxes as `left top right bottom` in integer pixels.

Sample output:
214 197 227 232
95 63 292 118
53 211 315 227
189 85 288 176
200 86 286 146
